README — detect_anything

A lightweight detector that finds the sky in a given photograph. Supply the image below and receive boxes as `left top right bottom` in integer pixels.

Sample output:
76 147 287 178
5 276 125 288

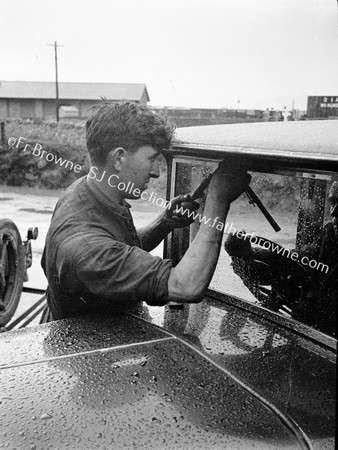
0 0 337 111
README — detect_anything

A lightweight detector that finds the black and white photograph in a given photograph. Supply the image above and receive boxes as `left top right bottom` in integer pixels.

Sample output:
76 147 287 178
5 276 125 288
0 0 337 448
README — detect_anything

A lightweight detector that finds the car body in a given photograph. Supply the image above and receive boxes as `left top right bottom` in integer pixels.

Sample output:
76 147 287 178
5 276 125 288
0 119 337 449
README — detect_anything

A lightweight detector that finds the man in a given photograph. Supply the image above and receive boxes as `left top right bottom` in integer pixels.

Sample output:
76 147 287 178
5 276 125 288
41 101 250 321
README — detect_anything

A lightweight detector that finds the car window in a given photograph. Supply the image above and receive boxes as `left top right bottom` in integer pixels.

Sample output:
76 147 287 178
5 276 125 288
171 158 337 338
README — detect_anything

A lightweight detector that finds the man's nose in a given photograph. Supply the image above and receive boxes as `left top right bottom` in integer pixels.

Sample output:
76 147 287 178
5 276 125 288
150 159 160 178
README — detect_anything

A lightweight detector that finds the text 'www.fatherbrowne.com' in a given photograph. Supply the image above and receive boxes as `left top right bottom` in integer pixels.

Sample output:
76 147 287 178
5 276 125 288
175 204 329 274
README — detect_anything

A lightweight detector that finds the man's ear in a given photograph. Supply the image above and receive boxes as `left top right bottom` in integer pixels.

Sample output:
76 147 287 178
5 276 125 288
107 147 126 171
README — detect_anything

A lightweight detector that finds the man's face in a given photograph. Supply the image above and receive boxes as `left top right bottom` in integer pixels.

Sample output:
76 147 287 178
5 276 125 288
120 145 161 199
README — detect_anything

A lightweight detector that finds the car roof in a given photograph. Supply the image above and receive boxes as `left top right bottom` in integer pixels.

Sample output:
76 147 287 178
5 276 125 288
167 120 338 172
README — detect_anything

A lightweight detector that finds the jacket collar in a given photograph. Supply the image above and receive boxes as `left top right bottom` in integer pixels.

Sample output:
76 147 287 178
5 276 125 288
85 176 131 218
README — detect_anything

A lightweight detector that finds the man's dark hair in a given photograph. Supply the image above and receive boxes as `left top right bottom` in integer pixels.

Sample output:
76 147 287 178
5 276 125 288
86 101 175 166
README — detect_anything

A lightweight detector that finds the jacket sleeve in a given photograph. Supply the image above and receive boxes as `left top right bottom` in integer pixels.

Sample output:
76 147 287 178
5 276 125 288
57 232 172 307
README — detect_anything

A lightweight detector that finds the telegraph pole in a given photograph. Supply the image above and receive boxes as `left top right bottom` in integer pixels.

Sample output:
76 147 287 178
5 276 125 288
47 41 63 122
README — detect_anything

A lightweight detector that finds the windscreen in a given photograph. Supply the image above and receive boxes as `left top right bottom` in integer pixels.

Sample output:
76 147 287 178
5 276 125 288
171 159 337 338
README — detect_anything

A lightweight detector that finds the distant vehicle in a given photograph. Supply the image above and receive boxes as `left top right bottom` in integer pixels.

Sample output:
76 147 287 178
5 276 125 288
0 120 336 449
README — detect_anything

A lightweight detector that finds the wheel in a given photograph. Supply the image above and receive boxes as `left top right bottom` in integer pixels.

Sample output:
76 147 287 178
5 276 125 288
0 219 25 327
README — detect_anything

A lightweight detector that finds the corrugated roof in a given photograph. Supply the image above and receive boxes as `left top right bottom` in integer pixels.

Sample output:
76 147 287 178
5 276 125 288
0 80 149 101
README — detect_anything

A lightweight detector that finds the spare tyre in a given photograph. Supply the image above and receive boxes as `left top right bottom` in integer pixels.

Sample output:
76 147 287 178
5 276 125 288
0 219 25 327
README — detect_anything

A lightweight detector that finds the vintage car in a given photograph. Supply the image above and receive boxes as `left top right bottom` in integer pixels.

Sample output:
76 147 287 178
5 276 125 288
0 119 336 449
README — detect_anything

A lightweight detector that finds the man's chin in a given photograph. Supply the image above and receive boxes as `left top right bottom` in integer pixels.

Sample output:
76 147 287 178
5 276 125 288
125 190 143 200
125 194 141 201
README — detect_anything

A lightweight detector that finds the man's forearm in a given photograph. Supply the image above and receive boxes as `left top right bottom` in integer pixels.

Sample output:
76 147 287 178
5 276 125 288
167 196 231 302
166 165 250 303
137 216 171 251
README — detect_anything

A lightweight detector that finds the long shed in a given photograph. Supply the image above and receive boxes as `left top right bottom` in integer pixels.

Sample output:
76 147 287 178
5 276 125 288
0 80 150 120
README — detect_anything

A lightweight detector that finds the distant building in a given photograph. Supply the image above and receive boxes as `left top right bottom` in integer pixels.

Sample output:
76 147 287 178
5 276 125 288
307 96 338 119
0 81 150 120
262 108 283 121
151 106 264 127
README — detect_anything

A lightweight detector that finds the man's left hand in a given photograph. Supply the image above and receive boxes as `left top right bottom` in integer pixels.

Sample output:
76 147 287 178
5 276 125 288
162 194 200 229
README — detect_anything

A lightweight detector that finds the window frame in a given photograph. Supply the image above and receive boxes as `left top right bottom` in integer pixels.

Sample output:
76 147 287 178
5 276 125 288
163 143 338 351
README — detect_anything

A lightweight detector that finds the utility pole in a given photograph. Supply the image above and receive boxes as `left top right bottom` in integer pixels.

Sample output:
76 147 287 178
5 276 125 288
47 41 63 122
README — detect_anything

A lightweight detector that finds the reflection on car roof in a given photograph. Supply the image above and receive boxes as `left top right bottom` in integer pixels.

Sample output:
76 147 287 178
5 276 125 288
173 120 338 160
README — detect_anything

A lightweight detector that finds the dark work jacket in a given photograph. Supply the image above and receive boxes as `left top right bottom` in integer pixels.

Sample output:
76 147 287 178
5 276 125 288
41 177 172 320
